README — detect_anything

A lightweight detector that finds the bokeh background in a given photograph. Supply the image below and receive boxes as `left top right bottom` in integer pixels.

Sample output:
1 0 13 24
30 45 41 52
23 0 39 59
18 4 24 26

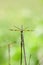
0 0 43 65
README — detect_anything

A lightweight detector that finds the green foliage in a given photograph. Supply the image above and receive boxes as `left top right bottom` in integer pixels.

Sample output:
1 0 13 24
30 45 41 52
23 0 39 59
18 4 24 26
0 0 43 65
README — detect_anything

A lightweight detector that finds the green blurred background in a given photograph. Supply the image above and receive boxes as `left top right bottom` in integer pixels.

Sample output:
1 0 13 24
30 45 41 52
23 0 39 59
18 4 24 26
0 0 43 65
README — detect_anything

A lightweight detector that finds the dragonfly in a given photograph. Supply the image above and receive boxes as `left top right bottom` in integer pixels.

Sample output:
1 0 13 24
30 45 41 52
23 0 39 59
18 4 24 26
9 25 33 65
